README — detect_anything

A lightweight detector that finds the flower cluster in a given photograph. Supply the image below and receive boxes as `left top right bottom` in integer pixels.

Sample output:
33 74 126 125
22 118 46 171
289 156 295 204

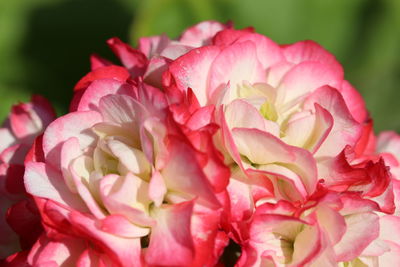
1 21 400 266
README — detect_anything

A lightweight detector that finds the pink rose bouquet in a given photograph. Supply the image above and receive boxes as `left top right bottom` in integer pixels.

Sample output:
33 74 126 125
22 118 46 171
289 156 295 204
1 20 400 266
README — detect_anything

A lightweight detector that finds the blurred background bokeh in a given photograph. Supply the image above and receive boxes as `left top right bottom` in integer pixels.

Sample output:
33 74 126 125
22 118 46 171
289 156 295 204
0 0 399 132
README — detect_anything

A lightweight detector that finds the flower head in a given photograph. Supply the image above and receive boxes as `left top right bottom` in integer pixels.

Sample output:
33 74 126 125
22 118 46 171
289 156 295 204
25 77 227 266
18 20 400 266
0 95 55 259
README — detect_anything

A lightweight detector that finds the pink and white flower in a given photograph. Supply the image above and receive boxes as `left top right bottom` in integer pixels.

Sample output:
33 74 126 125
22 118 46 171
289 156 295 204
13 20 400 266
163 27 372 227
236 190 388 266
0 95 56 259
24 77 229 266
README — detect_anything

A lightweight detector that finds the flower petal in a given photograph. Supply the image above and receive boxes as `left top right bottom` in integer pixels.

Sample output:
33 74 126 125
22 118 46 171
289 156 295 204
235 32 284 69
166 46 221 106
304 86 362 158
224 99 266 131
277 62 342 106
232 127 317 195
24 162 88 212
148 170 167 207
100 214 149 238
0 128 16 153
209 41 266 99
179 20 228 47
73 66 130 92
28 234 86 267
107 37 147 78
282 40 343 77
161 137 220 209
146 201 194 266
334 210 379 261
77 79 135 112
43 111 102 169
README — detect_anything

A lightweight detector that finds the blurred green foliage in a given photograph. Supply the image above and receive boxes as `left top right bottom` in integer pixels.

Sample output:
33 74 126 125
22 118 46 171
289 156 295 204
0 0 399 132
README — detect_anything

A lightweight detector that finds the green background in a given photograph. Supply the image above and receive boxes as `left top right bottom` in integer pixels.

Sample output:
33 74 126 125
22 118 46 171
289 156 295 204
0 0 399 132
